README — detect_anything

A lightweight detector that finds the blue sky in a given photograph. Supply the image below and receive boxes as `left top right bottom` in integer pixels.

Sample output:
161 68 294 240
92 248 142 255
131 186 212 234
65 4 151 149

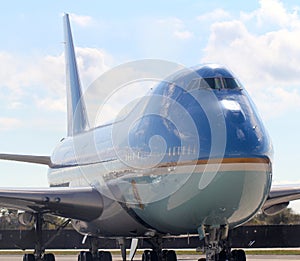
1 0 300 210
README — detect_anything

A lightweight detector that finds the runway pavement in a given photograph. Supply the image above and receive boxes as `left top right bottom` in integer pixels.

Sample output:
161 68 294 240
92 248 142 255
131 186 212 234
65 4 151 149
0 254 299 260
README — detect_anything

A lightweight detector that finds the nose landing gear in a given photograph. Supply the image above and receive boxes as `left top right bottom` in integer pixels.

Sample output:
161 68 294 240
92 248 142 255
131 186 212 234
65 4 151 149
197 225 246 261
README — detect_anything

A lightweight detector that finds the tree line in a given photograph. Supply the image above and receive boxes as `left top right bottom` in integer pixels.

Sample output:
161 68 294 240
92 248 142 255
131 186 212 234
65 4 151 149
0 209 72 230
1 208 300 230
246 208 300 225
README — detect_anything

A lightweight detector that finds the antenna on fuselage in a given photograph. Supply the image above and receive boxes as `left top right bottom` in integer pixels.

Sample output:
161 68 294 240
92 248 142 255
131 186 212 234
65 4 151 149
63 13 89 136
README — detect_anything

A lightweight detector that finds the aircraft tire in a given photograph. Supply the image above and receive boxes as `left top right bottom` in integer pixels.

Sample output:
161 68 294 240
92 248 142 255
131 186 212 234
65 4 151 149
23 254 35 261
142 250 158 261
142 250 150 261
44 253 55 261
78 251 93 261
162 250 168 260
231 249 246 261
98 251 112 261
149 251 158 261
162 250 177 261
235 249 246 261
218 249 228 261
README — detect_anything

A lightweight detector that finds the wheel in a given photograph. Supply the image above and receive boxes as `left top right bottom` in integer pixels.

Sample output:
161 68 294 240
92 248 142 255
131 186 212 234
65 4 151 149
142 250 158 261
164 250 177 261
231 249 246 261
44 253 55 261
78 251 93 261
218 249 228 261
235 249 246 261
142 250 151 261
231 249 237 259
162 250 168 260
98 251 112 261
23 254 35 261
149 251 158 261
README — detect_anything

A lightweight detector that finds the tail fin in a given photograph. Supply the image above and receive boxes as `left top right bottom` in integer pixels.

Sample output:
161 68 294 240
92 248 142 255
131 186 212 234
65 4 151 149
63 13 89 136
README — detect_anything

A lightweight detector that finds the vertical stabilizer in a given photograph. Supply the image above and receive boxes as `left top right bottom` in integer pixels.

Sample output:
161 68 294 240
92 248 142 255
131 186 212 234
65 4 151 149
63 13 89 136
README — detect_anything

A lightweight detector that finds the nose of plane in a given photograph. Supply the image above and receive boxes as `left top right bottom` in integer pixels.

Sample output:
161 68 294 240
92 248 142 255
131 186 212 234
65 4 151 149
221 99 246 124
218 90 272 160
190 64 273 161
124 64 273 166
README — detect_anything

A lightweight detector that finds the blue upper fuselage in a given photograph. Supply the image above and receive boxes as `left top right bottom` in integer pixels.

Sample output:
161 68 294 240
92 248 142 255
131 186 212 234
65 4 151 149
50 64 273 171
123 64 273 165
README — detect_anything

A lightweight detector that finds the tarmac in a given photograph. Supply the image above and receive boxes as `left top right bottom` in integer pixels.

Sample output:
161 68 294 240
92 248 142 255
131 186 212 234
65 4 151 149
0 254 299 260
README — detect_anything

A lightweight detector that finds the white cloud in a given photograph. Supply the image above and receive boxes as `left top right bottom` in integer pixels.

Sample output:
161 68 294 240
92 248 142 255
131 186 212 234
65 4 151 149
0 47 112 116
0 51 64 97
0 52 24 97
253 87 300 119
156 17 193 40
136 17 194 57
201 1 300 120
173 30 193 40
197 8 231 22
69 13 94 27
0 117 21 131
241 0 300 29
35 97 66 112
76 47 112 87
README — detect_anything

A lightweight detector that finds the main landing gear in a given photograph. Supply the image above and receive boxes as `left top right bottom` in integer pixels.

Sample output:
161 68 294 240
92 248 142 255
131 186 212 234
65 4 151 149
141 249 177 261
77 250 112 261
104 236 178 261
23 253 55 261
22 212 70 261
77 237 112 261
140 237 177 261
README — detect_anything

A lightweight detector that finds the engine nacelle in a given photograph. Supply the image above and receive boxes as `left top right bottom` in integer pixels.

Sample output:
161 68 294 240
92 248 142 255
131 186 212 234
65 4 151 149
18 212 34 226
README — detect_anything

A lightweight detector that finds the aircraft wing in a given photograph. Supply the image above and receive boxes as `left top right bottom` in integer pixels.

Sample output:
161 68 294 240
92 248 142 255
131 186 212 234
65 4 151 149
0 154 103 222
0 153 52 167
0 187 103 221
262 184 300 215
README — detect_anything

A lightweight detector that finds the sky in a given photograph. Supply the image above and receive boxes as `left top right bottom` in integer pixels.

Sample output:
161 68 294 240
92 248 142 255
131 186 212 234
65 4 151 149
0 0 300 211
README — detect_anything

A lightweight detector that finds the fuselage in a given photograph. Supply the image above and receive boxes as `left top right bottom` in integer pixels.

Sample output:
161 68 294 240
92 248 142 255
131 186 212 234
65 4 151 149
48 64 273 237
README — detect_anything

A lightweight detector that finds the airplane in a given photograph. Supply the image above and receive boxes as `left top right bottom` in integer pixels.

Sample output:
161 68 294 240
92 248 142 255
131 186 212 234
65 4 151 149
0 13 300 261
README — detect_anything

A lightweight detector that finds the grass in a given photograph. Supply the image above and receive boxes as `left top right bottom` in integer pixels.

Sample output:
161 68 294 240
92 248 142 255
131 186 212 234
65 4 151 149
245 249 300 255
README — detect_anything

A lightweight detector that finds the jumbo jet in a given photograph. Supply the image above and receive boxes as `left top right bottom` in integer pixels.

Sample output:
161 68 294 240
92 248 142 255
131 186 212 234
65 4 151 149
0 13 300 261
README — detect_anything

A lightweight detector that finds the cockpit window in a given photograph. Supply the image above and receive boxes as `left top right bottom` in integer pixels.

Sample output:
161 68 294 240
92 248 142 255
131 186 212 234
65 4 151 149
187 77 242 90
222 78 241 89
